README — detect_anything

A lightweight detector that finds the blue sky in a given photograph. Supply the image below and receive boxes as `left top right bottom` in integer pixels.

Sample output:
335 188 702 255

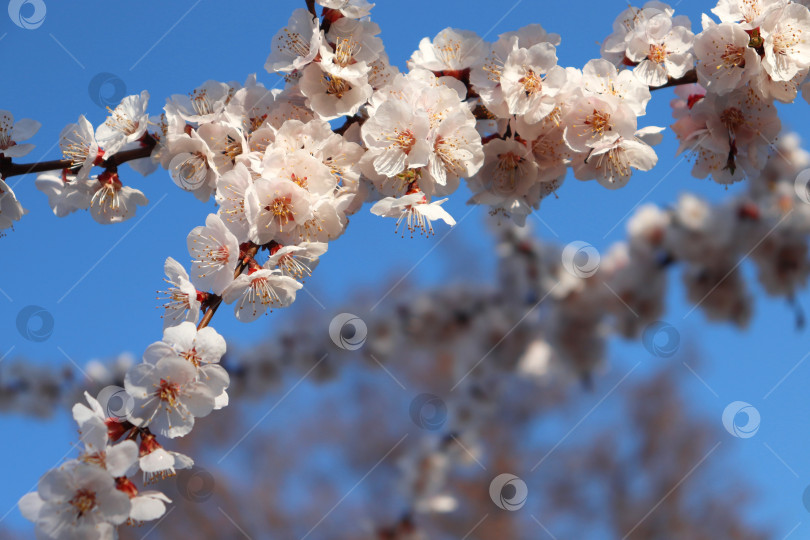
2 0 810 536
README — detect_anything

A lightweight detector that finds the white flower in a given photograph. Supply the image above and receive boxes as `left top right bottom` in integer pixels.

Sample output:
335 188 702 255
125 355 216 438
408 28 485 71
580 59 652 116
299 63 372 120
500 43 567 123
59 115 102 179
467 138 539 202
245 177 315 245
95 91 150 153
159 257 201 329
88 171 149 224
572 132 659 189
626 13 695 86
760 3 810 82
562 95 637 153
187 213 240 294
320 18 384 79
0 178 26 232
19 461 131 540
168 131 218 202
35 172 93 217
216 162 254 241
137 432 194 484
361 99 431 177
0 110 40 158
167 80 232 126
72 393 139 477
221 269 303 322
142 321 230 409
265 9 322 74
693 22 760 94
129 490 172 523
264 242 328 279
370 193 456 237
711 0 785 27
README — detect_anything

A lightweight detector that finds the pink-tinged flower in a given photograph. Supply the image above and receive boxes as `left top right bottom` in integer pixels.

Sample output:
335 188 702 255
187 214 240 294
361 100 432 177
0 109 40 158
221 269 302 322
408 27 485 71
125 355 216 438
572 132 659 190
168 80 233 126
19 461 131 540
72 393 139 477
760 3 810 82
159 257 201 329
245 177 315 245
370 193 456 237
693 22 760 94
562 95 637 153
216 162 254 241
316 0 374 19
299 63 373 121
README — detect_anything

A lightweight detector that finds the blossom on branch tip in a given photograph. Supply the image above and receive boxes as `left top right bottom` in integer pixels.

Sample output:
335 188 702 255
0 109 40 158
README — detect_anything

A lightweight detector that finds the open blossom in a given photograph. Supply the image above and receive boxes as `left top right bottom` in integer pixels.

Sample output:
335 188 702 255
168 131 219 202
245 177 315 245
370 193 456 237
142 321 230 409
693 22 760 94
265 9 322 74
159 257 201 329
467 138 539 203
125 355 216 438
19 461 131 540
0 109 40 158
187 213 240 294
580 59 651 116
601 1 690 64
168 80 233 126
35 172 94 217
88 171 149 224
0 178 26 232
299 63 373 120
264 241 328 279
221 268 303 322
572 129 660 189
138 432 194 484
626 13 695 86
760 3 810 82
711 0 786 27
320 18 384 79
95 91 150 153
60 115 102 178
500 43 567 124
408 28 485 72
562 95 637 154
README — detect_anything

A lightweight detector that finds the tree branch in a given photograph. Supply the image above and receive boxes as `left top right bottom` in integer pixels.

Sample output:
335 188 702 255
197 244 260 330
651 69 698 91
0 135 157 179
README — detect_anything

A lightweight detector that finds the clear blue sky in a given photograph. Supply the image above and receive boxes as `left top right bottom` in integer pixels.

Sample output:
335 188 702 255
2 0 810 536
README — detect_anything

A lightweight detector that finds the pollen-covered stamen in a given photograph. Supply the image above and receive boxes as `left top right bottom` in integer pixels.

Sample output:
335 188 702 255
395 197 435 238
190 234 231 278
189 89 213 117
156 378 181 408
772 23 803 57
720 107 745 132
248 275 283 308
719 44 746 69
80 451 106 469
334 36 360 67
593 146 632 180
280 28 312 57
388 129 417 154
69 489 97 519
91 172 123 213
436 38 463 66
583 109 612 137
290 173 308 189
221 135 243 163
177 152 209 188
323 73 352 98
158 283 192 313
299 217 325 241
263 196 295 231
494 151 525 191
277 254 313 279
105 106 139 136
482 53 505 83
181 347 202 367
61 130 95 165
648 44 668 64
519 68 543 96
435 136 466 176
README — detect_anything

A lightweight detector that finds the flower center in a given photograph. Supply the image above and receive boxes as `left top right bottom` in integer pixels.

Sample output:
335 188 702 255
519 69 543 95
585 110 612 136
720 44 746 68
265 196 295 230
720 107 745 131
648 44 668 64
157 378 181 407
323 74 352 98
70 489 97 518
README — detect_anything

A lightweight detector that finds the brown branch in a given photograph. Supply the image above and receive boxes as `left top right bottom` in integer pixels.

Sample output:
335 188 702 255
305 0 317 18
0 135 157 179
651 69 698 91
197 244 260 330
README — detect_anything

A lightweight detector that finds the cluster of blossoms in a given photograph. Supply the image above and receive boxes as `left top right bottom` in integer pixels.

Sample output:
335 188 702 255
9 130 810 535
5 0 810 537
